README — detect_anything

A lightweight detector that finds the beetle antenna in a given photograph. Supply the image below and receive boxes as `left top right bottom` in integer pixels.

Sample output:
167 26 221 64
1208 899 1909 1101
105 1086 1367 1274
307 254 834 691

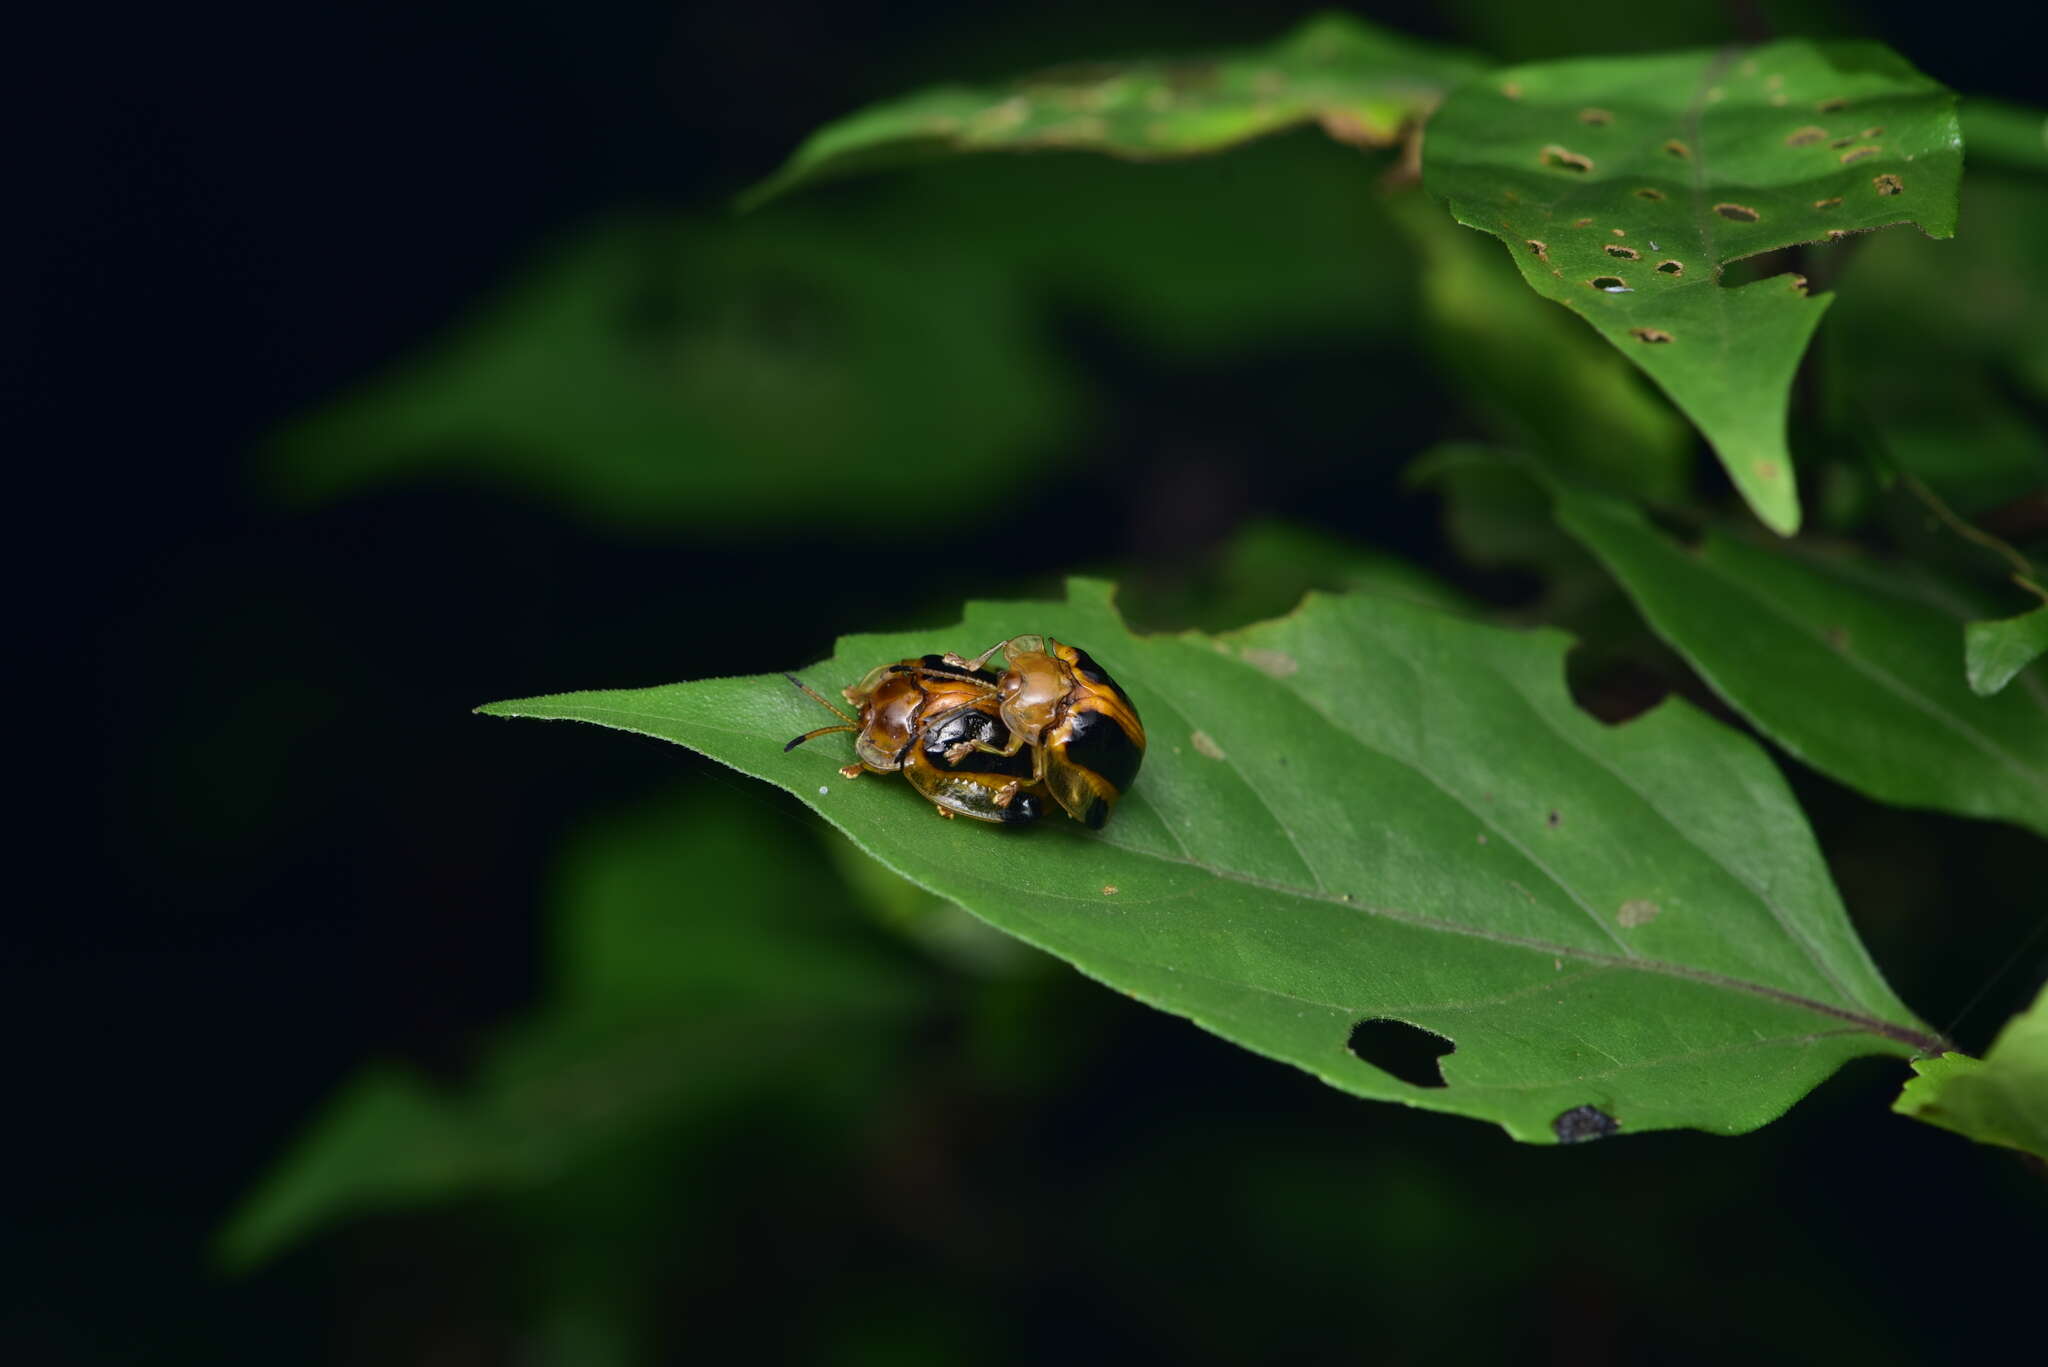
785 672 856 723
784 723 857 752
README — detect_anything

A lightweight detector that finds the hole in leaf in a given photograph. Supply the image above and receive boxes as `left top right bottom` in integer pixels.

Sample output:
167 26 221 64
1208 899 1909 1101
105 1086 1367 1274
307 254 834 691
1814 195 1843 210
1526 239 1549 261
1348 1019 1454 1088
1554 1105 1621 1143
1588 275 1628 291
1566 646 1670 724
1839 145 1881 165
1633 187 1665 200
1605 245 1640 260
1784 126 1828 148
1629 326 1674 343
1714 202 1760 222
1578 107 1614 125
1663 139 1691 159
1788 274 1809 295
1656 259 1684 275
1873 173 1904 196
1541 145 1594 172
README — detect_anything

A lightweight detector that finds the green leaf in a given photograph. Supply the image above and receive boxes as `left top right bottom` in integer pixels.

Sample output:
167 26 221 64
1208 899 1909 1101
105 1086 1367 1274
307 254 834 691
263 214 1080 531
481 578 1940 1143
1894 984 2048 1159
1825 173 2048 516
744 13 1488 205
1385 192 1692 505
1967 605 2048 697
1551 486 2048 834
1959 98 2048 174
1121 517 1479 634
220 794 927 1268
1423 41 1963 534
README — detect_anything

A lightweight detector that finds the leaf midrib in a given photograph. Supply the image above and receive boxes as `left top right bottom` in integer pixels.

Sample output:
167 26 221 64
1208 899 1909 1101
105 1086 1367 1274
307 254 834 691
499 689 1948 1057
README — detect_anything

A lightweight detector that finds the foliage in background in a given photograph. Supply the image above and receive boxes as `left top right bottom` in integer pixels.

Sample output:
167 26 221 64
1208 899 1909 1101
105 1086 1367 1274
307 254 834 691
240 11 2048 1309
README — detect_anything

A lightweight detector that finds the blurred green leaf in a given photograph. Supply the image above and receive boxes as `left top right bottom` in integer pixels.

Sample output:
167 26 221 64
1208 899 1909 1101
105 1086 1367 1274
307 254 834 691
264 214 1081 531
1959 98 2048 174
1966 604 2048 697
220 794 928 1269
266 129 1431 532
745 12 1488 206
1825 174 2048 516
1551 487 2048 834
1424 41 1962 534
1894 983 2048 1159
1385 193 1692 504
483 577 1939 1143
1123 517 1478 634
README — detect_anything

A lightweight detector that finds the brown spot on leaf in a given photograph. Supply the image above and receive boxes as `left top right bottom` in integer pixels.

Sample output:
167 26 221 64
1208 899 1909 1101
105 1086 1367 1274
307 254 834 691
1862 125 1885 139
1874 173 1905 195
1826 625 1850 651
1785 126 1828 148
1502 81 1523 99
1831 135 1859 149
1546 810 1562 828
1526 239 1549 261
1617 899 1661 927
1714 202 1760 222
1839 145 1882 165
1579 107 1614 125
1789 274 1809 295
1629 327 1674 343
1755 459 1781 482
1573 217 1595 228
1634 187 1665 200
1606 244 1640 259
1102 884 1119 895
1656 259 1684 275
1814 196 1843 210
1190 730 1226 760
1664 139 1691 159
1541 145 1594 172
1817 96 1850 112
1240 647 1299 679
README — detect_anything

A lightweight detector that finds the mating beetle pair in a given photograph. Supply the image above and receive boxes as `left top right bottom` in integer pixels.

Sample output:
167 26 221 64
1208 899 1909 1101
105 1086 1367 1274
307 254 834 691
784 637 1146 828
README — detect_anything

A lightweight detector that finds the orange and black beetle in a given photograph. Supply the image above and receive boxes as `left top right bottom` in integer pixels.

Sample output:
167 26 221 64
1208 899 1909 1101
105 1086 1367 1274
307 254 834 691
783 655 1047 824
940 636 1147 829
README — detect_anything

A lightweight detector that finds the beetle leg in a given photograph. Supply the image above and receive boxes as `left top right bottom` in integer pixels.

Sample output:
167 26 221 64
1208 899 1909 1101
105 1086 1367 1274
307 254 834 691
947 640 1012 673
944 726 1029 766
993 780 1020 808
838 764 864 779
934 805 955 819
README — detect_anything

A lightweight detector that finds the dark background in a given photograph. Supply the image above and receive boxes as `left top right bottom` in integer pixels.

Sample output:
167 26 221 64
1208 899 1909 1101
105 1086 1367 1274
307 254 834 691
17 2 2045 1362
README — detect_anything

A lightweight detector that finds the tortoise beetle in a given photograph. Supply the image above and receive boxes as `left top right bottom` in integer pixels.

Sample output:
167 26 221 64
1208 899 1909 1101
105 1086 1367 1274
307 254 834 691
783 655 1046 824
939 635 1146 829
